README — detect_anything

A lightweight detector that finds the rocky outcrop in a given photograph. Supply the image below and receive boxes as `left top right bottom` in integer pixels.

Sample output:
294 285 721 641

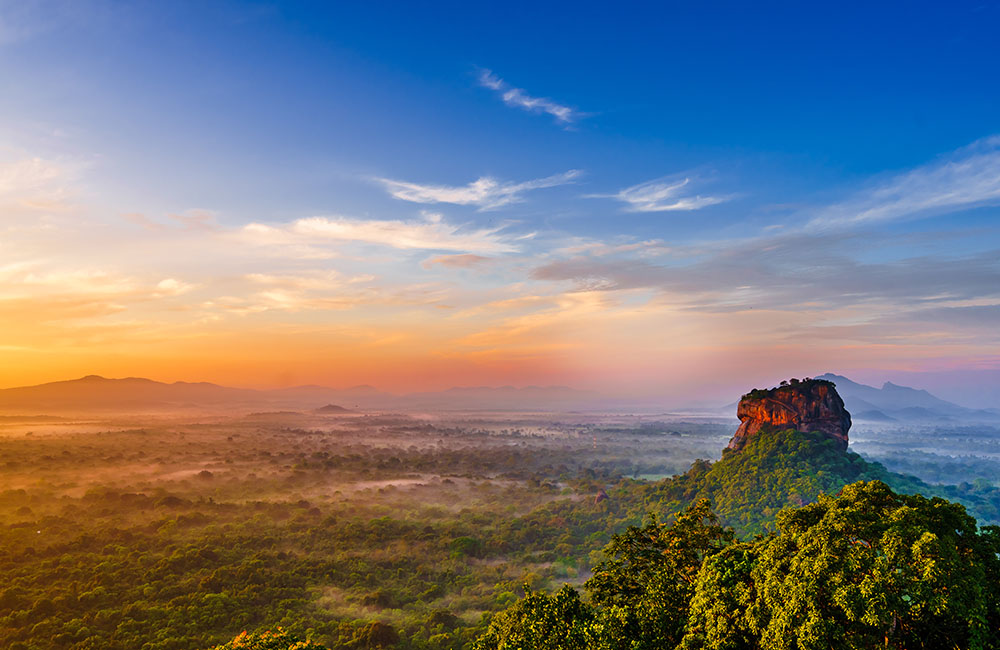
728 379 851 451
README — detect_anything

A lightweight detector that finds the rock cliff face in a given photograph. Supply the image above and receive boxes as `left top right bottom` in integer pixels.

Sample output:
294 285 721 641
728 379 851 451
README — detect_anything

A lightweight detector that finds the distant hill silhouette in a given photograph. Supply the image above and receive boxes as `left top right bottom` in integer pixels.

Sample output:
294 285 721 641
853 409 897 422
0 375 258 411
313 404 353 414
7 372 988 417
815 373 1000 422
0 375 601 413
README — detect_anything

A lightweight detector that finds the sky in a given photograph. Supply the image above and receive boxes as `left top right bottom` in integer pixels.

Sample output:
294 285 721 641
2 1 1000 406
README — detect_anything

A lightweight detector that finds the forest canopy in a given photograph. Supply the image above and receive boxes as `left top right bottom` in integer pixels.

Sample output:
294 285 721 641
477 481 1000 650
5 415 1000 650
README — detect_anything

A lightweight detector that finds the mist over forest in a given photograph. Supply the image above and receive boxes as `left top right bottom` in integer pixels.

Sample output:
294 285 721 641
3 374 1000 649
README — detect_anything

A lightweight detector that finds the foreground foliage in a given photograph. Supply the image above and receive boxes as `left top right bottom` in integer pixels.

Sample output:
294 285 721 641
682 481 1000 649
475 500 732 650
478 482 1000 650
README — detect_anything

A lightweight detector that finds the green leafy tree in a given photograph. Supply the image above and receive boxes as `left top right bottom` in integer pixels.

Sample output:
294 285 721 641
682 481 1000 650
678 543 759 650
473 584 594 650
477 500 734 650
586 499 734 649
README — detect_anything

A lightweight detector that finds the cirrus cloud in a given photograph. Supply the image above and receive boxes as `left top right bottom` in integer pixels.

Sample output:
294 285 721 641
811 135 1000 228
241 213 521 254
477 68 584 127
422 254 491 270
589 176 729 212
376 169 582 211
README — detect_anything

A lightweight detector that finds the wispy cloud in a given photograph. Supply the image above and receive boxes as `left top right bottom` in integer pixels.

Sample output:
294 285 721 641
477 68 583 126
0 156 76 214
123 209 220 232
590 176 729 212
153 278 196 297
225 271 378 313
376 169 581 210
12 267 137 296
422 254 491 270
555 239 677 258
0 260 201 339
241 213 520 253
212 271 450 314
531 231 1000 326
245 270 355 291
524 137 1000 352
813 135 1000 228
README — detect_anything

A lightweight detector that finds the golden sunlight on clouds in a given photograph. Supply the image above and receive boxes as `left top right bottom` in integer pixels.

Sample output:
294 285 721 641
1 248 997 397
3 144 998 399
241 214 519 254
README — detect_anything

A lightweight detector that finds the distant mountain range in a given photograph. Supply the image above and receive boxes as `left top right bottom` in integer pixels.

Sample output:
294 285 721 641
0 375 601 413
1 372 995 420
814 373 1000 423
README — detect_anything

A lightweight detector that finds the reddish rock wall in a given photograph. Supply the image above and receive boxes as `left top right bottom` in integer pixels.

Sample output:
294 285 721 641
728 380 851 451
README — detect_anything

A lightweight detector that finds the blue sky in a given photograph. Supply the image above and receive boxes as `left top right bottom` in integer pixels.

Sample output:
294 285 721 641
2 1 999 405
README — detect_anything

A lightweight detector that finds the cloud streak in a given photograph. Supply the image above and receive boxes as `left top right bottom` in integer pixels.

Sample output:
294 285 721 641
212 271 451 314
532 231 1000 320
591 176 729 212
477 69 583 126
376 169 581 210
422 254 491 270
242 214 520 253
813 135 1000 228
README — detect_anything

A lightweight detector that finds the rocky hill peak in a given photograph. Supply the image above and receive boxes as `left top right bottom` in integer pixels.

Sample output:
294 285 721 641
728 378 851 451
